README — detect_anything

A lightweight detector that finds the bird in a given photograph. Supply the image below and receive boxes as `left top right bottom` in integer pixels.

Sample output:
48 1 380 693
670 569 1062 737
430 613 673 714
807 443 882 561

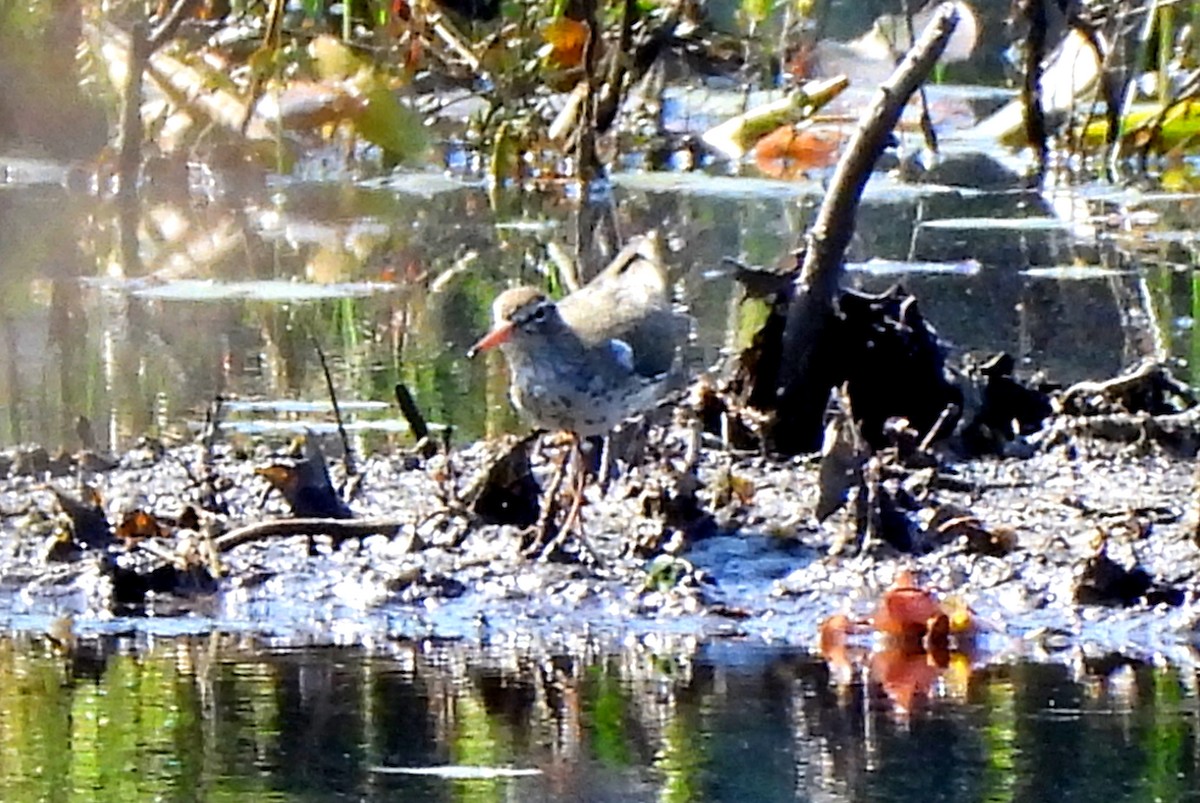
469 232 684 438
468 232 686 558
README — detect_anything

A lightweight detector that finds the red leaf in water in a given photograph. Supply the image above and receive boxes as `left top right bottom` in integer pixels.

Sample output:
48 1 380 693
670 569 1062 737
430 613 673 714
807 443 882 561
871 646 941 714
872 573 945 642
754 124 846 179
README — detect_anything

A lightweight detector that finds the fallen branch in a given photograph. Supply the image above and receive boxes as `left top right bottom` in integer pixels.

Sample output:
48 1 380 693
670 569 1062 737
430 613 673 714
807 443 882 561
214 518 409 553
1039 408 1200 454
771 2 962 454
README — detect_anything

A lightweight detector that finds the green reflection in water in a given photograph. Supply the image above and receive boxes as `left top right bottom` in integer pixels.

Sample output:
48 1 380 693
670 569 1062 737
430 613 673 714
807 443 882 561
451 693 503 803
655 697 706 803
0 640 289 802
0 637 1197 801
979 674 1016 803
585 664 633 768
1191 273 1200 388
1138 666 1186 803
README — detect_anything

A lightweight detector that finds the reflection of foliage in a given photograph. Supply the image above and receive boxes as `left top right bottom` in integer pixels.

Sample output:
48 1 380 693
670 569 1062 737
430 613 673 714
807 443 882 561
0 638 279 799
0 0 107 156
0 0 55 33
657 700 705 803
0 637 1199 799
1140 667 1186 803
978 675 1017 803
451 693 505 802
585 664 632 767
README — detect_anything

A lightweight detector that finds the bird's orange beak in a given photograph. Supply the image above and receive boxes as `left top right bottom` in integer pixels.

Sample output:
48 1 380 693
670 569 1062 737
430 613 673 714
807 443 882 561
467 322 513 358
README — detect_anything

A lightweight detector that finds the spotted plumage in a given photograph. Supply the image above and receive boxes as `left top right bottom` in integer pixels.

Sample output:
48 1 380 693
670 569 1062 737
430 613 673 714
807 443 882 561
469 233 687 437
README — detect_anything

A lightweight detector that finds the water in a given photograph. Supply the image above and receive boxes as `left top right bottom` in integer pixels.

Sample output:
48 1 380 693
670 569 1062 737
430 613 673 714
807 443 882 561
1 634 1196 802
0 162 1191 455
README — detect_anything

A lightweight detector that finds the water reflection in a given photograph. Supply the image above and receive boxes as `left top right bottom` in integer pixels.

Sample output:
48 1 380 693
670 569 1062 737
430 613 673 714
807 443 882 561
0 633 1196 801
0 172 1195 451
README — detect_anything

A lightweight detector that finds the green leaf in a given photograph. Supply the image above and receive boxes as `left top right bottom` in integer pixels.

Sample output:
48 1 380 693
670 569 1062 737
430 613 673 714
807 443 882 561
354 83 429 165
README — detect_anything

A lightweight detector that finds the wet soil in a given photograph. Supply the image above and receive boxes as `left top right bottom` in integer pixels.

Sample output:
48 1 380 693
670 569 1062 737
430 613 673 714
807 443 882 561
3 414 1198 663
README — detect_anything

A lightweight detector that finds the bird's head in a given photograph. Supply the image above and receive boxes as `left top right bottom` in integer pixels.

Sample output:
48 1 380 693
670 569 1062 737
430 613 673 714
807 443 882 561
467 286 563 357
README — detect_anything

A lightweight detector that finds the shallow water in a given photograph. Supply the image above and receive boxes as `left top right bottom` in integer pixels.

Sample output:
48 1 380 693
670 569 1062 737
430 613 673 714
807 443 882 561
1 634 1196 802
0 159 1194 455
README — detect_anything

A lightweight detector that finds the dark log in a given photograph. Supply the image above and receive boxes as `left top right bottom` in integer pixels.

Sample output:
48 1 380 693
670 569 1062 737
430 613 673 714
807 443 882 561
769 3 962 455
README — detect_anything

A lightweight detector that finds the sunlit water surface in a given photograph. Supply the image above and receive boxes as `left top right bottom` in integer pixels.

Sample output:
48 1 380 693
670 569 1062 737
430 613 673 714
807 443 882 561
0 167 1193 454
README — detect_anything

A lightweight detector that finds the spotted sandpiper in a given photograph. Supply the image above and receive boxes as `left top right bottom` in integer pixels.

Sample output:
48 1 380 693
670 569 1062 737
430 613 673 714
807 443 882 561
469 232 684 434
468 232 686 556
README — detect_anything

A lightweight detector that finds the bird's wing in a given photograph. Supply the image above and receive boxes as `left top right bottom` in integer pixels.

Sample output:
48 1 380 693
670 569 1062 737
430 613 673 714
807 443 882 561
560 232 687 379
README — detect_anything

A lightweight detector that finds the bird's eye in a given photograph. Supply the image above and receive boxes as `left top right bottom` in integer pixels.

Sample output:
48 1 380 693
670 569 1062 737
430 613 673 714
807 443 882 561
531 305 547 321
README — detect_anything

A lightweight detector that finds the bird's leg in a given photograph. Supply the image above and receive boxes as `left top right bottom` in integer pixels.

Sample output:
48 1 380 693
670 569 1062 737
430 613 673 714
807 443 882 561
540 435 607 570
597 433 613 495
525 437 570 556
561 437 587 536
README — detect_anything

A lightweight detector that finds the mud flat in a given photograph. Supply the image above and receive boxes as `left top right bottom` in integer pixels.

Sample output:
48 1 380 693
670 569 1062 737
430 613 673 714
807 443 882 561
0 409 1196 667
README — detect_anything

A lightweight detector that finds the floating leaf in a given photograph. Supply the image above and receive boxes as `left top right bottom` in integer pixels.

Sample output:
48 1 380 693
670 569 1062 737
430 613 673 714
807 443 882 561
754 123 846 178
701 76 848 159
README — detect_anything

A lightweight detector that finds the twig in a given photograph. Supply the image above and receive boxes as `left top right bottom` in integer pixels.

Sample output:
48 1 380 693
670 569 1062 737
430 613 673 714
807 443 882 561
132 538 188 569
395 382 437 458
902 0 939 153
1019 0 1049 183
429 13 484 74
240 0 286 133
198 395 228 513
576 0 601 184
202 395 225 459
115 18 147 202
148 0 205 50
594 0 636 133
313 337 357 478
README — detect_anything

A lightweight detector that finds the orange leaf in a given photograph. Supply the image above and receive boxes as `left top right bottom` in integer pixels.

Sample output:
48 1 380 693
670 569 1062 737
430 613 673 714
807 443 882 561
754 123 845 179
116 509 166 543
543 18 589 69
873 584 945 641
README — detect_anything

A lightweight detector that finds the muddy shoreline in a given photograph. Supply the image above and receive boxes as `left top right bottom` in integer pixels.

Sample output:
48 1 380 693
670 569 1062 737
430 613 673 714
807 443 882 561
1 413 1197 665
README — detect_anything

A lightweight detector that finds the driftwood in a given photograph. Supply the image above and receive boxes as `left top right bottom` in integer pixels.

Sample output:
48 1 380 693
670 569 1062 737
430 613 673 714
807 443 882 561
770 3 963 455
214 518 409 553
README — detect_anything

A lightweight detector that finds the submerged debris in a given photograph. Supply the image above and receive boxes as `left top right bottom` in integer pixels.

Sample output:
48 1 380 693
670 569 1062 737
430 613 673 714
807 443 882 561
256 435 352 518
465 434 540 528
1075 531 1185 607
